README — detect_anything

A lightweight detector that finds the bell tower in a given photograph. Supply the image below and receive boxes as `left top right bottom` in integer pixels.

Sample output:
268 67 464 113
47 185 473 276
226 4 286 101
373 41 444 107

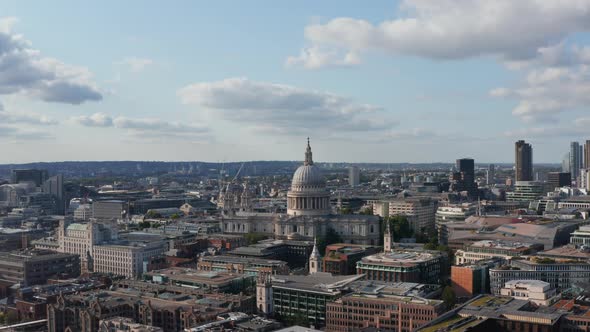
256 272 273 315
384 220 393 252
309 238 322 274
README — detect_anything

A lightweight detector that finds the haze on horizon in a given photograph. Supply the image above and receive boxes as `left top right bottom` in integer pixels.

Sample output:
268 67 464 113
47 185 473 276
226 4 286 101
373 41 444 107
1 1 589 164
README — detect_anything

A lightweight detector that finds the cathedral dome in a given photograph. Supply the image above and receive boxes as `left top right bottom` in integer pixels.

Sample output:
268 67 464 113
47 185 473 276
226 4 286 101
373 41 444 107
291 165 324 188
287 138 331 217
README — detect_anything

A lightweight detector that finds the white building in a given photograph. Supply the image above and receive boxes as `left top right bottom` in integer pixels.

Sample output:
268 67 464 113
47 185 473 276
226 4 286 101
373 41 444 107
571 225 590 247
372 197 437 234
56 219 167 278
500 280 557 306
74 204 92 221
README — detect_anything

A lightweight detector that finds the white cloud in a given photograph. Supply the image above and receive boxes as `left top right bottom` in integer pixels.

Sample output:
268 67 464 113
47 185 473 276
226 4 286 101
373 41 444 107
289 0 590 68
491 65 590 122
71 112 113 127
177 77 397 135
504 117 590 138
285 46 360 69
71 112 210 140
117 57 154 72
0 17 102 104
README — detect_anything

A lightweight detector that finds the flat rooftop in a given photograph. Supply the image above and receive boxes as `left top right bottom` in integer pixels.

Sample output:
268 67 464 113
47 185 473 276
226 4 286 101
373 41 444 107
360 249 442 266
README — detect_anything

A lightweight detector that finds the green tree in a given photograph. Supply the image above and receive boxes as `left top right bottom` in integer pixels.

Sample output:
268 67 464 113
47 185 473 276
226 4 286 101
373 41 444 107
244 233 268 245
170 213 180 219
442 286 457 308
338 207 353 215
317 227 343 254
359 206 373 215
382 216 412 242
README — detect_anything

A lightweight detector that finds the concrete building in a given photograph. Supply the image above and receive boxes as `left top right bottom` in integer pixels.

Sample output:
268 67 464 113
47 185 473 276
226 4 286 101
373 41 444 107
322 243 380 275
325 282 445 332
11 169 48 186
56 220 168 278
144 268 254 294
348 166 360 187
455 240 543 265
435 203 477 244
372 197 437 234
487 164 495 185
547 172 572 191
451 257 504 298
506 181 544 202
489 255 590 295
500 280 557 306
571 141 582 184
356 248 448 284
197 255 289 276
570 225 590 247
98 317 163 332
515 140 533 182
73 204 92 221
93 200 126 220
256 272 364 327
0 249 79 287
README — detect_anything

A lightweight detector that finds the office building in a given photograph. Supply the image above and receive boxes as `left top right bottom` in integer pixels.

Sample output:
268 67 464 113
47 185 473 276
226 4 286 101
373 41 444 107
356 248 448 284
585 140 590 169
348 166 360 187
0 249 80 287
11 169 48 186
547 172 571 191
325 282 445 332
42 174 64 214
451 257 504 298
489 255 590 295
256 272 364 327
450 158 478 197
487 163 495 185
144 268 254 294
506 181 544 202
197 255 289 276
92 200 126 220
435 203 477 244
98 317 163 332
454 240 543 265
571 141 582 184
372 197 437 234
322 243 380 275
571 225 590 247
515 140 533 182
500 280 558 306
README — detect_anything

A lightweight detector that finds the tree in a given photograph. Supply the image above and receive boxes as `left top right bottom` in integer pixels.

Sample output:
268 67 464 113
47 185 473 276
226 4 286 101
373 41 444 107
244 233 268 245
359 206 373 215
382 216 412 242
317 227 343 254
5 311 18 324
170 213 180 219
338 207 353 215
442 286 457 308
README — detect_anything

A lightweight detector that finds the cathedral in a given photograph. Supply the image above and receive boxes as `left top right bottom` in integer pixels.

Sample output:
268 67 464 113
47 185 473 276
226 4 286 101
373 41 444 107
220 140 381 245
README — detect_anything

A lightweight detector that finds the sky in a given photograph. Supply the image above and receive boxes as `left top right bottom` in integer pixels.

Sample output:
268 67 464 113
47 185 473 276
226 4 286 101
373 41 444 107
1 0 590 164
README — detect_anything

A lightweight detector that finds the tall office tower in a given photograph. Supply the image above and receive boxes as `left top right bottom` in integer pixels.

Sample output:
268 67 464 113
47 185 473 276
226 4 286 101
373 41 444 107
348 166 360 187
547 172 571 191
515 140 533 182
570 142 581 184
585 140 590 169
11 169 49 186
43 174 64 214
563 153 571 173
450 158 478 197
486 164 495 185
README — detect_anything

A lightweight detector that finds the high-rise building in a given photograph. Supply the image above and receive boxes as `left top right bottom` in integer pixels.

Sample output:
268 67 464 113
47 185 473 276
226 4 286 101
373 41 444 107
42 174 64 214
515 140 533 182
547 172 571 191
450 158 478 197
570 141 581 184
486 164 495 185
563 152 571 173
11 169 48 186
348 166 360 187
584 140 590 169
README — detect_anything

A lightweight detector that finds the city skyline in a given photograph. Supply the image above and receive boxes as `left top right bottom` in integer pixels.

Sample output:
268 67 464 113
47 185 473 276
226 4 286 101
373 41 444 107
2 1 590 164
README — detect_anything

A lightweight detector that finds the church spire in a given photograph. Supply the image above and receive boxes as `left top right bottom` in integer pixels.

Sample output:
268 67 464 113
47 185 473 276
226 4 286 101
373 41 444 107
384 220 393 252
304 137 314 166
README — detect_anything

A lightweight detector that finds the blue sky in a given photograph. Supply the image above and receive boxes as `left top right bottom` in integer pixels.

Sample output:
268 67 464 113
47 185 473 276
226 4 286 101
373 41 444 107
0 0 589 163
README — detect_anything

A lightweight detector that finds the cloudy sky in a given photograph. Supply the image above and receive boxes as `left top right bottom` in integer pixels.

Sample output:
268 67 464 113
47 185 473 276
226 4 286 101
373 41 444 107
1 0 590 164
